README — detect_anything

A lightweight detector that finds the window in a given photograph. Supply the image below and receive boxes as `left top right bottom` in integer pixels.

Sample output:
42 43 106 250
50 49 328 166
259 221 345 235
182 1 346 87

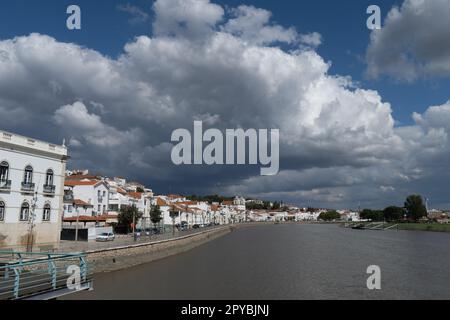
0 201 5 221
98 190 101 197
20 202 30 221
103 191 106 197
103 205 106 213
0 162 9 182
43 204 51 221
23 166 33 184
98 205 101 212
45 169 54 186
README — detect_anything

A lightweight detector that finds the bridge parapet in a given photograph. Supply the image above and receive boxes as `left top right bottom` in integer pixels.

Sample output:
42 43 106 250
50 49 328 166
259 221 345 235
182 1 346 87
0 250 92 300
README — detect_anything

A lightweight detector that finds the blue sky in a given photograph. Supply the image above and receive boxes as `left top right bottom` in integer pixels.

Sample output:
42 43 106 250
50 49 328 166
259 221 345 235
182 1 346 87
1 0 448 125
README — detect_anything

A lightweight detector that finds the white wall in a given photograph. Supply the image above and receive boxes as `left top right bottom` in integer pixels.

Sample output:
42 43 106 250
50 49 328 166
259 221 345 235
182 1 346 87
0 131 67 249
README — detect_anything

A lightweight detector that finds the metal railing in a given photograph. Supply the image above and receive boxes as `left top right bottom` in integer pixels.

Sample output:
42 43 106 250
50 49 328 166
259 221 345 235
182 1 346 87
0 251 92 300
43 184 56 194
0 179 11 191
21 182 35 193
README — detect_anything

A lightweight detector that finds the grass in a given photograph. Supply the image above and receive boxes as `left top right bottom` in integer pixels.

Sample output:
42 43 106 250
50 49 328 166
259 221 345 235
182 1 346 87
396 223 450 233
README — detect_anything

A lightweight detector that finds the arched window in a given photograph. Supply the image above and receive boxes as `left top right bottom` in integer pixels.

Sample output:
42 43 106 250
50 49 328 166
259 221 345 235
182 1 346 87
0 162 9 182
43 204 51 221
45 169 54 186
0 201 5 221
20 202 30 221
24 166 33 184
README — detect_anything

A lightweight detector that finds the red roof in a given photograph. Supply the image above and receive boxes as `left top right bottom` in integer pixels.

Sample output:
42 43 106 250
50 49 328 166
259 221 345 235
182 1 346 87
63 215 116 222
73 199 93 207
156 198 170 206
65 180 99 186
127 192 143 200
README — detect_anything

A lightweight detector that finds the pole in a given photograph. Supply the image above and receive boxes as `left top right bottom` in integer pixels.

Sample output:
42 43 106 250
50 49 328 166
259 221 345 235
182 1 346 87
75 207 80 243
133 209 136 242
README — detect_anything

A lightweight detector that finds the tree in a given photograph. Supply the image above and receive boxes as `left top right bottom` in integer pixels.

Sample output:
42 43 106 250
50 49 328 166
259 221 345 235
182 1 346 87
136 187 145 193
150 205 162 228
272 201 281 210
383 206 405 222
359 209 384 221
318 210 341 221
118 205 143 233
169 207 179 235
404 195 427 221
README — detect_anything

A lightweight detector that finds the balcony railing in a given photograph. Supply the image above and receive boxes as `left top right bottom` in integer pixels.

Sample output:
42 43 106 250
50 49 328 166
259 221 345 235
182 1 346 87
43 184 56 194
63 192 74 202
0 180 11 191
21 182 35 193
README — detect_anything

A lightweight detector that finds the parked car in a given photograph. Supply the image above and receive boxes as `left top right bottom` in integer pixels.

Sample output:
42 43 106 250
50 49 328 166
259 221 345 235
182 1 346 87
177 221 188 231
96 232 115 242
192 224 200 229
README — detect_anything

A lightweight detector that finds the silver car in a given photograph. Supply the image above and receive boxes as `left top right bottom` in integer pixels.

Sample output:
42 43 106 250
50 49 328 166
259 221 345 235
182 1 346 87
96 232 115 242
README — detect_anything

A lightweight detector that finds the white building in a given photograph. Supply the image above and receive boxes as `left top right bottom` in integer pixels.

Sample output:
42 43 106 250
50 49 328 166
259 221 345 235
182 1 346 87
0 130 68 250
64 179 110 216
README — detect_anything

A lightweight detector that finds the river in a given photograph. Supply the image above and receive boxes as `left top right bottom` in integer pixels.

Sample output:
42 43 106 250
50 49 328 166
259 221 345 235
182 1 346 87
67 224 450 300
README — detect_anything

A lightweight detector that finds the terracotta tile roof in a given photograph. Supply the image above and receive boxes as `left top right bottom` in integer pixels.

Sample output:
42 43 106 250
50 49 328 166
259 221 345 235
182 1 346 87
177 201 199 206
117 188 127 195
73 199 93 207
127 192 143 200
65 180 99 186
66 174 100 180
63 215 115 222
156 198 170 206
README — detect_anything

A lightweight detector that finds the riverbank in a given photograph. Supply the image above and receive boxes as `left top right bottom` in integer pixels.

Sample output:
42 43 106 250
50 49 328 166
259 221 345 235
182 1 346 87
396 223 450 233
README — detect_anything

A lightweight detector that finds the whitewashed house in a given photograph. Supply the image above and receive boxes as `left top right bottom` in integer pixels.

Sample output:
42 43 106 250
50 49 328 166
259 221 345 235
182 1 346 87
0 130 68 250
64 179 110 216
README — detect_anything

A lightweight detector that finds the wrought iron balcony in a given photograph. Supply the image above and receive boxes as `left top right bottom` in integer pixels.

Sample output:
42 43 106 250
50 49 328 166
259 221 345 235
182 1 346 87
21 182 35 193
43 184 56 194
63 191 74 202
0 179 11 191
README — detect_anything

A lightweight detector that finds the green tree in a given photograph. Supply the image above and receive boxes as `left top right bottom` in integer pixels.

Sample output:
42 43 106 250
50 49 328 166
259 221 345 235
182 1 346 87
272 201 281 210
318 210 341 221
118 205 143 233
359 209 384 221
404 195 427 221
169 207 179 235
150 205 162 228
383 206 405 222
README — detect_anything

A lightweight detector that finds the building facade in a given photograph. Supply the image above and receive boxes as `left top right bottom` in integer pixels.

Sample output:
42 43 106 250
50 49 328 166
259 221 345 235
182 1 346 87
0 130 68 250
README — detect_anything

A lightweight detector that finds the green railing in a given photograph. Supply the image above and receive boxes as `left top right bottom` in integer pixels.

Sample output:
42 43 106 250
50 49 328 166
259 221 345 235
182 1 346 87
0 251 92 300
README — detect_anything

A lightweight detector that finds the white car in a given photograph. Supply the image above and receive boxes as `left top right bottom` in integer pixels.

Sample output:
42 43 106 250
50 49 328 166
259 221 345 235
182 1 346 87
96 232 115 242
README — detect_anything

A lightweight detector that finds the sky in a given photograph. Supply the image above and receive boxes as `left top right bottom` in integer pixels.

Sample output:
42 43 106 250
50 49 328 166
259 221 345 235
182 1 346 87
1 0 450 209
